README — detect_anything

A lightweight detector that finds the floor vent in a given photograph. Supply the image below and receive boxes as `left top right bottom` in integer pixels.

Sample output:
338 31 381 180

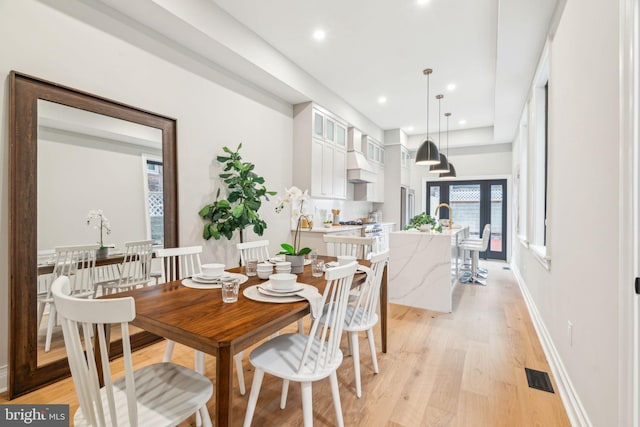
503 266 511 270
525 368 554 393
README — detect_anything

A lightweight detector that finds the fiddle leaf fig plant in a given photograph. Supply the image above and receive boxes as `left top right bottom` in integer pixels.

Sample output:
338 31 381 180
198 144 276 242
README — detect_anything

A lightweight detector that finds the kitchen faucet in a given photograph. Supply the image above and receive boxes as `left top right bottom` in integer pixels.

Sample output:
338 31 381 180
435 203 453 228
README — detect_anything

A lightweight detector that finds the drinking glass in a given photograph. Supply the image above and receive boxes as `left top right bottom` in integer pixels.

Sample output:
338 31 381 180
246 259 258 276
308 249 318 263
311 259 325 277
221 278 239 303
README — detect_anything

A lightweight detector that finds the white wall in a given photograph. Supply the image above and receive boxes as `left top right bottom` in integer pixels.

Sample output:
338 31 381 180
511 0 620 424
38 139 148 250
0 0 296 384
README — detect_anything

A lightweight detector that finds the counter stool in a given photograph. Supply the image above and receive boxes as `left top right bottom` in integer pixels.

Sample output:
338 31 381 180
458 224 491 285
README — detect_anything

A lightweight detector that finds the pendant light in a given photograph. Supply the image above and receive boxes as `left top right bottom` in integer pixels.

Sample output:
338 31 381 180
440 112 457 178
415 68 440 165
429 94 450 173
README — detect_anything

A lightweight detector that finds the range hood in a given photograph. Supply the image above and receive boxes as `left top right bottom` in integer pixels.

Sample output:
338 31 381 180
347 128 376 183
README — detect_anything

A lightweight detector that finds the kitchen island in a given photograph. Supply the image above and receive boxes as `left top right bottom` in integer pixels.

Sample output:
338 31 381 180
389 227 468 313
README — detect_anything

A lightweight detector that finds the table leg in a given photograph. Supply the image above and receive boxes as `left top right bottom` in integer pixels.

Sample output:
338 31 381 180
381 265 388 353
216 346 233 427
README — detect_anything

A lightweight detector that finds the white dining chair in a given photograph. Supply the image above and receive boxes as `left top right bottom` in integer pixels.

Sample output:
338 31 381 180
37 243 99 352
51 276 213 426
155 245 248 396
243 261 358 427
237 240 270 266
323 235 377 260
94 239 154 296
321 251 388 398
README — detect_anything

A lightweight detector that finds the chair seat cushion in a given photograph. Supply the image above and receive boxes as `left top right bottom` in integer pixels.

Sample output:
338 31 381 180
74 363 212 426
249 333 343 382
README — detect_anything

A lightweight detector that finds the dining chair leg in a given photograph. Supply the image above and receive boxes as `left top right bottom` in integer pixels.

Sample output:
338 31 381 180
44 305 56 352
234 352 246 395
329 371 345 427
300 381 313 427
280 379 290 409
195 351 205 374
366 328 379 374
348 331 362 398
243 368 264 427
297 319 304 334
162 340 175 362
198 405 213 427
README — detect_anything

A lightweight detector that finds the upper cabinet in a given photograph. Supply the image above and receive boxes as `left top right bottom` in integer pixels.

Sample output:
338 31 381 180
294 103 347 199
401 146 411 186
366 137 385 166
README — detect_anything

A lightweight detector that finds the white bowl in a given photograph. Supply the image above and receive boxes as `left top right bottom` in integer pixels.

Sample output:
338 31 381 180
337 255 356 266
201 263 225 278
258 270 272 280
269 273 297 291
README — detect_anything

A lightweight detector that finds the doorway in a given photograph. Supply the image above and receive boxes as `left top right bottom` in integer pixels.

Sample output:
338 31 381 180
426 179 507 260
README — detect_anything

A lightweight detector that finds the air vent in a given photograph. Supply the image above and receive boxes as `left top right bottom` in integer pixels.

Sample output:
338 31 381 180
524 368 554 393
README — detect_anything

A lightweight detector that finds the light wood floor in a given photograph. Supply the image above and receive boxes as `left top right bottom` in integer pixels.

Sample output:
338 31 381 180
2 261 571 426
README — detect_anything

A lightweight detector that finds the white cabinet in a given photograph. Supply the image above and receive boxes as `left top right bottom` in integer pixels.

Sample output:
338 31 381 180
294 103 347 199
401 146 411 186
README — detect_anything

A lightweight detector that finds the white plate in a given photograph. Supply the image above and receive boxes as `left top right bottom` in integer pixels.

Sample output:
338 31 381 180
183 272 248 289
257 285 302 297
192 273 223 283
260 281 304 294
243 285 305 303
269 255 312 266
181 279 221 290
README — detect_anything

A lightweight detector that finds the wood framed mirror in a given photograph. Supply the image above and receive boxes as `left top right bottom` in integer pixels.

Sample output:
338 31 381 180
9 71 178 398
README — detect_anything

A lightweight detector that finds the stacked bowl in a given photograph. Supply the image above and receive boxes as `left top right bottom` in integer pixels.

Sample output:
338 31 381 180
257 262 273 279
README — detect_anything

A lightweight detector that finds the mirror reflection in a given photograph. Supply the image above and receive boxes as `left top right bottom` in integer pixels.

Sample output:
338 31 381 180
36 100 164 367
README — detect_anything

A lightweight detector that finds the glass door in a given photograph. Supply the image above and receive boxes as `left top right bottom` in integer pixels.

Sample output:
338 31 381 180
427 179 507 260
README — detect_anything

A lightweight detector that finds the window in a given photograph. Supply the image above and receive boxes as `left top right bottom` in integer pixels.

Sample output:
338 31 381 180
529 50 549 266
143 158 164 246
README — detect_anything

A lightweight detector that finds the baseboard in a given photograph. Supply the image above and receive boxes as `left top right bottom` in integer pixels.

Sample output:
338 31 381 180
0 364 7 394
511 263 592 427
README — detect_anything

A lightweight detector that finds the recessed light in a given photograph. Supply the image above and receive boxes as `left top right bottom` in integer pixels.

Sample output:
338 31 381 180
458 119 467 125
378 96 387 104
447 83 456 91
417 0 430 6
313 29 326 41
407 126 415 132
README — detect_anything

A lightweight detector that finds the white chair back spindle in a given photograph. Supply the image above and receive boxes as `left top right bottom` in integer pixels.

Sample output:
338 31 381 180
323 235 376 260
347 251 388 329
52 276 213 427
155 245 203 283
301 261 358 374
237 240 270 266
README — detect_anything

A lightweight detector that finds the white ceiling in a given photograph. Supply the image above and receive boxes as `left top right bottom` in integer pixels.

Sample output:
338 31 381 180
55 0 558 146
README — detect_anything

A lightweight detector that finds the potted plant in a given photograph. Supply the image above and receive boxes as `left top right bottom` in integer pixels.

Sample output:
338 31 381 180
199 144 276 245
404 211 442 233
275 186 312 273
86 209 111 258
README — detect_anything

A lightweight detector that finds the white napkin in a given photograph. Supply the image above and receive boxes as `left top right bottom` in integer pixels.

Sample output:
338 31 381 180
295 286 323 319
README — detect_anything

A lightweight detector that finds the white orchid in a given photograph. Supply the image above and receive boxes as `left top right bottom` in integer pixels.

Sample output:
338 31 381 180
275 186 309 214
86 209 111 247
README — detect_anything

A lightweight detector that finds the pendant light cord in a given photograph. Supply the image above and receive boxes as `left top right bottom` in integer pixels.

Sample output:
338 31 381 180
436 94 444 150
424 69 432 140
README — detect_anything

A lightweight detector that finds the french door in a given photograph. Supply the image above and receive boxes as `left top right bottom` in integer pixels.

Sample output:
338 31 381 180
426 179 507 260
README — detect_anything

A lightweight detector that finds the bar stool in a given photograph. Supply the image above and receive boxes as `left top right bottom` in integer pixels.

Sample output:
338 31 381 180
459 224 491 285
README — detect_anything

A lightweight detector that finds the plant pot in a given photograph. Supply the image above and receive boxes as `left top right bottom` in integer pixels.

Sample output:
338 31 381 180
96 247 109 259
286 254 305 274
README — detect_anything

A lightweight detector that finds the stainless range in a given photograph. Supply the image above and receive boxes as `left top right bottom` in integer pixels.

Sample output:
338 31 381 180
339 221 383 238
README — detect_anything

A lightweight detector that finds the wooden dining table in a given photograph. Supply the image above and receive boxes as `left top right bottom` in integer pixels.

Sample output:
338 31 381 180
109 256 388 427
